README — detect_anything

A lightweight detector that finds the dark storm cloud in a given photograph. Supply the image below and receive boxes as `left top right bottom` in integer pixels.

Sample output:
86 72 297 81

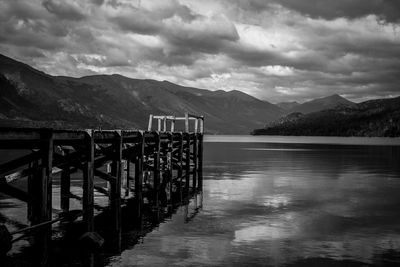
232 0 400 23
110 10 162 35
274 0 400 23
42 0 86 21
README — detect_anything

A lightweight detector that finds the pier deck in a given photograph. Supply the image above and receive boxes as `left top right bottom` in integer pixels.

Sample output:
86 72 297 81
0 113 204 266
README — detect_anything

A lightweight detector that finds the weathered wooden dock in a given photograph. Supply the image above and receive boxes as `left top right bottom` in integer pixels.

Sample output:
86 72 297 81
0 113 204 266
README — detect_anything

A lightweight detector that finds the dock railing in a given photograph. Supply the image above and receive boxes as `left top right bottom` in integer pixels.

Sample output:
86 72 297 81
148 112 204 133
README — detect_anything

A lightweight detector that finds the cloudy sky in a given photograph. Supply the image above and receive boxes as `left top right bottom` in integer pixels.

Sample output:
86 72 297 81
0 0 399 103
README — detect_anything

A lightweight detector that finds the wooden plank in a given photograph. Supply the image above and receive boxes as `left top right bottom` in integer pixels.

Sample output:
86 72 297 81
0 128 41 140
0 140 41 149
0 178 30 202
94 169 116 182
94 185 108 195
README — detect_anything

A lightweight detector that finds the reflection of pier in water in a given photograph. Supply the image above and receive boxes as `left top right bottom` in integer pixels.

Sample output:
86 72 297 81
0 113 204 266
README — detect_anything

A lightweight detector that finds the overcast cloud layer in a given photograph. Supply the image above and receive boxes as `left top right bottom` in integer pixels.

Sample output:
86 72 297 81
0 0 399 103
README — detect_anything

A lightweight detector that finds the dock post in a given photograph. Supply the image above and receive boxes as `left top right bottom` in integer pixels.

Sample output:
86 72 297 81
148 114 153 131
177 133 184 202
197 133 203 191
157 119 162 132
167 133 173 206
163 117 167 132
125 159 130 197
184 133 190 197
170 118 175 132
192 133 197 193
29 129 53 266
110 130 122 251
82 130 94 232
185 113 189 132
60 150 70 213
153 132 160 206
135 132 144 219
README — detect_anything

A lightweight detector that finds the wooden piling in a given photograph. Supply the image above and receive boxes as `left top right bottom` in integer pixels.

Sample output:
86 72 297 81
185 113 189 132
197 133 203 191
184 133 190 196
60 150 70 213
82 130 94 232
153 132 160 206
167 133 173 205
110 131 122 251
176 133 184 202
192 133 197 193
135 132 144 218
29 129 53 266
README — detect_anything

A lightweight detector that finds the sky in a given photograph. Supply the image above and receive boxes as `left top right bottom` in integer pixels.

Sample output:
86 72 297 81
0 0 399 103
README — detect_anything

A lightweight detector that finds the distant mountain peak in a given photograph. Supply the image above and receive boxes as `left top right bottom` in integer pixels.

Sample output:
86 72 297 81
287 93 354 114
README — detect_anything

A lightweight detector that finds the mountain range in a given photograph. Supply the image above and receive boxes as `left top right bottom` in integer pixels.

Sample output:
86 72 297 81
1 53 398 136
0 54 283 134
253 96 400 137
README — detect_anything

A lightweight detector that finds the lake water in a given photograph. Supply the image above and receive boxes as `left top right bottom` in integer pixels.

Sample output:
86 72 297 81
107 135 400 267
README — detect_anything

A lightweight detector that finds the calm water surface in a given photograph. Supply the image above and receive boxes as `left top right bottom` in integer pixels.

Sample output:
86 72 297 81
107 136 400 266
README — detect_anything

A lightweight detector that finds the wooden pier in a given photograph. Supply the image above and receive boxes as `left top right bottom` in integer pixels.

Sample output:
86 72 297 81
0 114 204 266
